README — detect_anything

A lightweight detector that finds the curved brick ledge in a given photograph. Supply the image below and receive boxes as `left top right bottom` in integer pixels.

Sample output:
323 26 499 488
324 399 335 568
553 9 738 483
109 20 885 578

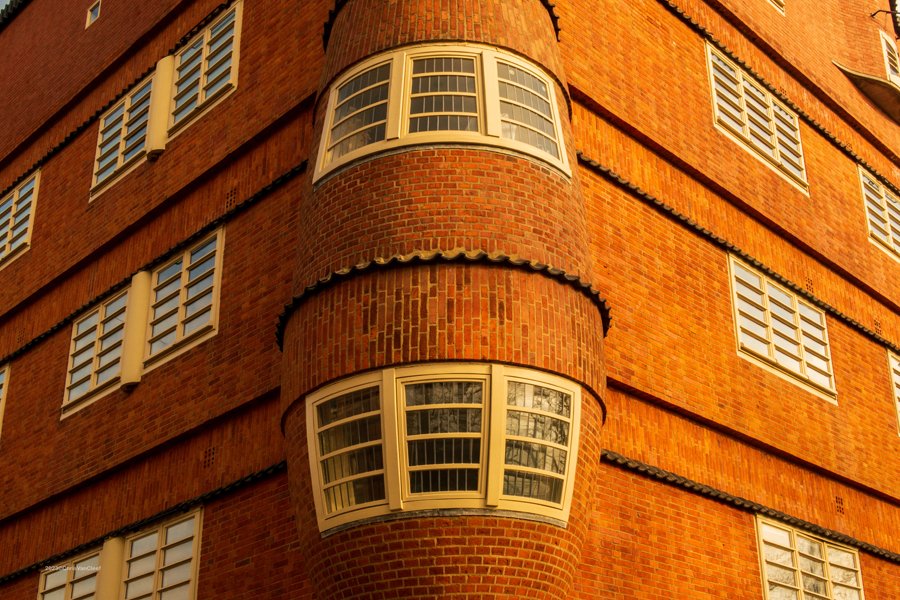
577 152 900 356
321 0 562 49
601 449 900 563
275 248 612 349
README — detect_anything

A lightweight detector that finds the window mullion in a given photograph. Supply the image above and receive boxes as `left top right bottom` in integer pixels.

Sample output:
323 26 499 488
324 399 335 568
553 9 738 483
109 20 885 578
382 368 403 511
482 51 501 139
761 281 777 359
486 364 505 506
386 54 404 141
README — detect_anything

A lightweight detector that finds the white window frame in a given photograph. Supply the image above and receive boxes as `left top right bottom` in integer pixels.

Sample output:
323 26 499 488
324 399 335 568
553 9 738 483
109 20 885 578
122 511 202 600
314 43 571 181
38 548 101 600
889 352 900 436
858 166 900 262
756 517 865 600
306 363 582 531
706 45 808 193
0 170 39 269
169 3 242 134
0 364 8 440
879 30 900 87
145 230 224 368
728 256 836 400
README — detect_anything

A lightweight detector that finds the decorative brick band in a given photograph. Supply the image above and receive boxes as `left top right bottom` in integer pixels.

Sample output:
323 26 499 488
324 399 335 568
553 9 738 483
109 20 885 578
321 0 562 49
601 449 900 563
0 462 287 584
275 247 612 349
656 0 900 193
577 152 900 356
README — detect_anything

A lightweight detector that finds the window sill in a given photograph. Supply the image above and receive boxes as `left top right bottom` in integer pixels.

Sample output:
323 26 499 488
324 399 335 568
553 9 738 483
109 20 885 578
143 324 217 375
737 345 837 403
61 377 123 419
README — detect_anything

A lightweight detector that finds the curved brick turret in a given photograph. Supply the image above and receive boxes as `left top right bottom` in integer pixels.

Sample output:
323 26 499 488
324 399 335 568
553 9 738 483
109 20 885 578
280 1 608 597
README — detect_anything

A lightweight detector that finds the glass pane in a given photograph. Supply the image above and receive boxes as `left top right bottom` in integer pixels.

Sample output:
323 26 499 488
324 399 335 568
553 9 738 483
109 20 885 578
323 474 385 513
319 415 381 454
507 382 570 416
828 547 856 569
160 584 190 600
407 438 480 466
409 468 479 493
503 470 563 503
829 565 858 586
767 584 798 600
41 589 65 600
832 585 861 600
44 569 67 589
164 540 194 567
506 410 568 444
317 387 380 426
798 555 824 576
128 554 156 578
321 446 383 483
130 532 159 557
505 440 567 474
797 535 823 558
71 575 97 598
166 517 195 544
766 563 797 586
406 408 481 435
405 381 482 406
763 544 794 567
161 561 191 587
125 574 154 599
802 574 828 595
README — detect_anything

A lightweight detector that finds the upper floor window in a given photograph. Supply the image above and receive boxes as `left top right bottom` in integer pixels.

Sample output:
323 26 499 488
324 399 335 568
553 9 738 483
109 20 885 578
729 256 836 398
0 171 39 268
172 5 241 128
0 365 7 439
307 363 581 531
315 43 569 181
93 77 153 189
756 517 864 600
859 167 900 260
85 0 100 27
38 549 100 600
706 45 807 191
880 30 900 86
890 352 900 435
62 230 223 415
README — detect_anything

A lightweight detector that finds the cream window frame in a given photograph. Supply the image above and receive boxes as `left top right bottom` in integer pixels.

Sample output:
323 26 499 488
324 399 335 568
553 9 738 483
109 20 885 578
38 548 101 600
306 363 582 532
728 256 837 400
889 352 900 435
756 517 865 600
706 45 808 193
314 43 571 182
858 167 900 261
62 275 151 417
85 0 100 28
121 511 202 600
168 3 242 135
768 0 785 14
0 365 8 440
145 230 224 369
880 31 900 87
0 170 39 270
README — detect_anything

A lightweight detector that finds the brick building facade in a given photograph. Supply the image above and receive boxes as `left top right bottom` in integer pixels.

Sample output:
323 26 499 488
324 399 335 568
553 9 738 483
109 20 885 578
0 0 897 598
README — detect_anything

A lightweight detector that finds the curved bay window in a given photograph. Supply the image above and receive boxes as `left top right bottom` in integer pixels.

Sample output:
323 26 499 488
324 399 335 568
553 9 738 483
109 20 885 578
306 364 582 532
315 44 570 181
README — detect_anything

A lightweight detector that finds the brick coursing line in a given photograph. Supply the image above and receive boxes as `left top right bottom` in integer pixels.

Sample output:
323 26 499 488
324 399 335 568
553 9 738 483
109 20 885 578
321 0 562 49
577 152 900 357
601 449 900 563
0 461 287 584
0 1 236 198
274 248 613 350
655 0 900 195
0 159 307 368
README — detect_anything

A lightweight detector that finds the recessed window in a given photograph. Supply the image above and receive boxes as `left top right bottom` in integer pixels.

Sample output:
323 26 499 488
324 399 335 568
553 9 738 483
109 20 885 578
147 232 222 361
859 167 900 260
39 550 100 600
124 512 201 600
0 365 8 439
880 31 900 86
729 256 836 398
0 171 39 268
890 353 900 435
171 4 241 129
93 77 153 189
706 45 807 191
85 0 100 27
307 363 582 531
756 517 864 600
66 290 129 407
315 44 570 181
